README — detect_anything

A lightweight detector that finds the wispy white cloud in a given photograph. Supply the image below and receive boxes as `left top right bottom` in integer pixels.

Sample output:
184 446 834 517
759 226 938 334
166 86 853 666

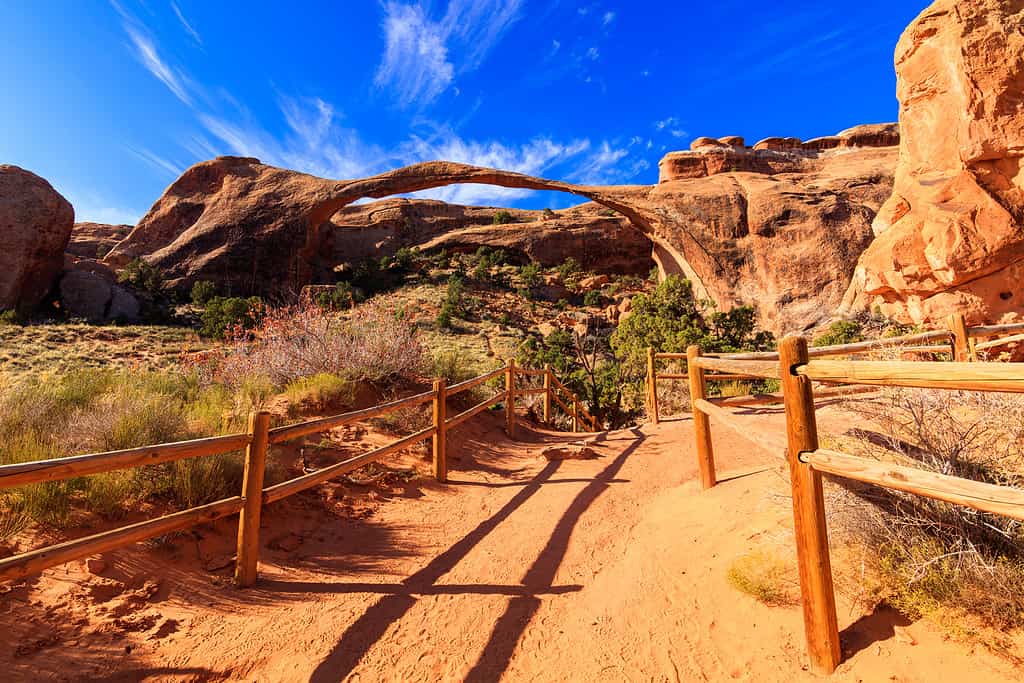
123 24 193 105
654 116 687 139
585 46 600 60
602 11 616 25
199 96 386 180
398 127 592 204
375 0 524 107
127 146 185 177
170 1 203 46
375 3 454 107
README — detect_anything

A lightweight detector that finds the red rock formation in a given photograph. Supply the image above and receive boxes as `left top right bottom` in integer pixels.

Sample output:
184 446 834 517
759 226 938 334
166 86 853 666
0 165 74 311
109 123 897 334
843 0 1024 326
328 199 652 275
66 222 132 259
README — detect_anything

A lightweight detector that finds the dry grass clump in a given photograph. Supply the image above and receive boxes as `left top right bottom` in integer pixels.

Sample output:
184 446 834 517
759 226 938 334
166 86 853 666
727 549 799 606
832 386 1024 630
284 373 355 413
0 368 258 527
192 302 424 387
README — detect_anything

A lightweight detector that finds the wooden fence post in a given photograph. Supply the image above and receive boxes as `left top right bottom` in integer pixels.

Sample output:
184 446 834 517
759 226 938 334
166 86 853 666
543 363 552 424
506 358 516 438
779 335 841 675
432 379 447 483
572 396 581 433
686 345 716 489
647 347 660 424
235 411 270 588
948 312 972 361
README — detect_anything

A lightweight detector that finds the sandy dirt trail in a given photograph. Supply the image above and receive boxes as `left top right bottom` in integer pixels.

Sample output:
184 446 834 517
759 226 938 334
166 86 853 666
2 405 1021 682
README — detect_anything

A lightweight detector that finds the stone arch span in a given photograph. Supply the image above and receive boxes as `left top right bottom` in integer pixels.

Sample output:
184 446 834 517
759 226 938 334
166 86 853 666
107 156 707 299
309 160 656 234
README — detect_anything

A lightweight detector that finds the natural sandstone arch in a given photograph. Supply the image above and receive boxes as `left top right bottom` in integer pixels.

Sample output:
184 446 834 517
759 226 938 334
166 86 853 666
106 157 674 295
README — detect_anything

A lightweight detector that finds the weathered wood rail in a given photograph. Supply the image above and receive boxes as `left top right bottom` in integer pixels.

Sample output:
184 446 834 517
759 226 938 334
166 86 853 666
645 315 1024 423
0 361 596 586
672 331 1024 675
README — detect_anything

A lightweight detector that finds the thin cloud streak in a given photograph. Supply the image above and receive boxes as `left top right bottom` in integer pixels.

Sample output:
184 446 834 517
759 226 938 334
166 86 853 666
170 1 203 46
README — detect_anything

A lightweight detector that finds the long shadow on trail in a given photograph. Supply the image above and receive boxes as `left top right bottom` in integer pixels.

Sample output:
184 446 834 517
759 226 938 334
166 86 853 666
307 456 565 682
463 428 646 681
307 428 645 682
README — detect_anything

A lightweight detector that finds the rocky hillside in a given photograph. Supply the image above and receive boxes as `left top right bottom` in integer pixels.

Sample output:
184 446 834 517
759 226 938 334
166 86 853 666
1 0 1020 336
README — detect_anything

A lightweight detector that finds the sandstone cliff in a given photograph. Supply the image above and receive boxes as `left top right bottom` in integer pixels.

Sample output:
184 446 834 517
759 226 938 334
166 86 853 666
843 0 1024 327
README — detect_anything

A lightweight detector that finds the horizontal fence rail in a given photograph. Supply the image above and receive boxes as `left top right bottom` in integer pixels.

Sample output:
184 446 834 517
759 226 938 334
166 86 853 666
0 497 244 583
804 449 1024 522
0 433 251 490
0 359 599 588
671 331 1024 675
797 359 1024 392
268 390 435 445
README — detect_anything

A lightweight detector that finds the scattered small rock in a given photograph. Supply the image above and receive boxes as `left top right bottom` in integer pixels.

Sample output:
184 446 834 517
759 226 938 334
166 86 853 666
893 625 917 646
204 554 236 572
540 445 599 460
268 533 304 552
84 556 107 575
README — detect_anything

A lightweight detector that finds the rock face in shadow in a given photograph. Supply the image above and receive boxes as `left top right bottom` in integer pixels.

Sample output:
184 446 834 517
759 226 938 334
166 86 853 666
0 165 74 311
843 0 1024 327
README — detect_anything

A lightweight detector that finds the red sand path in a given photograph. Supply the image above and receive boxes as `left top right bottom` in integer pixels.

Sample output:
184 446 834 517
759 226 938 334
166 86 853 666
2 405 1020 681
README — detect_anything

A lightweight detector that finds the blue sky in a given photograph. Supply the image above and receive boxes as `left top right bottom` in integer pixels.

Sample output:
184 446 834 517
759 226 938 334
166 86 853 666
0 1 927 224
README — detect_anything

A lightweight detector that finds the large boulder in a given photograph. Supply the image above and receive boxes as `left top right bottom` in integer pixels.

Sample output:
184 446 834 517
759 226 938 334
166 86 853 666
0 165 74 311
59 259 140 322
843 0 1024 326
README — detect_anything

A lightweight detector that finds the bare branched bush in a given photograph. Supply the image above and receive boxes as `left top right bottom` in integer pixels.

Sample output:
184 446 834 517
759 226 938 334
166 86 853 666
191 302 424 387
833 386 1024 628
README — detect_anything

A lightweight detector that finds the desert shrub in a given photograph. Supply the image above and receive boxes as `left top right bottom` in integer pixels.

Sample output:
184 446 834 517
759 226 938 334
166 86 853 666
314 282 362 310
519 262 542 287
284 373 354 411
190 280 217 306
118 258 164 297
834 387 1024 629
556 257 583 285
611 275 773 374
0 309 22 326
813 320 863 347
583 290 602 307
199 296 263 339
429 350 477 384
727 550 797 606
436 304 454 330
493 210 514 225
197 301 423 388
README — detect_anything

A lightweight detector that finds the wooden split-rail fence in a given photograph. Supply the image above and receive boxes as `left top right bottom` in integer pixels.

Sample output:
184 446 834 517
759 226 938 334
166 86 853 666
644 317 1024 675
0 361 596 587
